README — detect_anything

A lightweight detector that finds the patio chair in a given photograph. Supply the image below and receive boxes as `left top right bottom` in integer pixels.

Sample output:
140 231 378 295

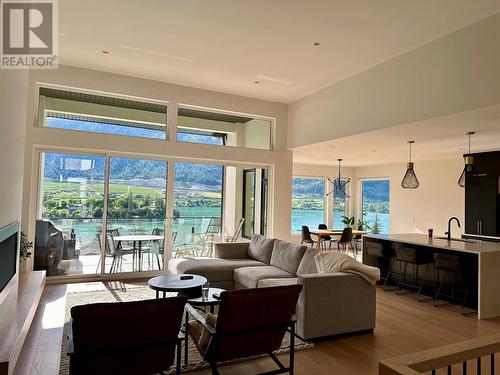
225 218 244 242
96 233 136 273
176 217 222 258
68 297 186 375
186 285 302 375
141 228 165 270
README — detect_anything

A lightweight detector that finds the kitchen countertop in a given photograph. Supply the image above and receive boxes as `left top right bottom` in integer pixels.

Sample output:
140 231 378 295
364 233 500 255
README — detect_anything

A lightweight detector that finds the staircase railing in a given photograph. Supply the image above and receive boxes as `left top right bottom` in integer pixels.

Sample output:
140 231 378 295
380 334 500 374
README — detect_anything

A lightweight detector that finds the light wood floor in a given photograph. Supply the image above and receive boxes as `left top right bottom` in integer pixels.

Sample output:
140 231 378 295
20 280 500 375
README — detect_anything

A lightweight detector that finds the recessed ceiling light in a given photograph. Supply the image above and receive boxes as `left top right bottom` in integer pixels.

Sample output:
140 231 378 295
313 42 320 46
254 80 260 84
102 50 110 55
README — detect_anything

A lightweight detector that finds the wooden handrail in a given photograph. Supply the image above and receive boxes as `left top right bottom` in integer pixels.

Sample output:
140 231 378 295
380 334 500 374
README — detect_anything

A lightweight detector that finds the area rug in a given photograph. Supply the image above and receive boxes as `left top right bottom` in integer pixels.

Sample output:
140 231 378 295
59 285 314 374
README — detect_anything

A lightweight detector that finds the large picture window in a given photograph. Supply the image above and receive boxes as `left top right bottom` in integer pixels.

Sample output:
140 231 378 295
37 87 167 139
361 179 390 234
291 177 326 233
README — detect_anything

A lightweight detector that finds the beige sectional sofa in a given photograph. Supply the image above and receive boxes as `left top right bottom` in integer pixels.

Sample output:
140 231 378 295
168 235 376 340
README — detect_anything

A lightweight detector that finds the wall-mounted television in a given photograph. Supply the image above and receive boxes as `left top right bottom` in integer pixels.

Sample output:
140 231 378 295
0 222 19 295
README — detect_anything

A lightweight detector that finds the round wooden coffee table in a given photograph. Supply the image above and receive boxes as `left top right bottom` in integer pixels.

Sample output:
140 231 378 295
148 274 207 299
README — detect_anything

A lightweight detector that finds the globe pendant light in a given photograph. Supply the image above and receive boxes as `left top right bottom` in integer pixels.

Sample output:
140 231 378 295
458 131 475 188
401 141 419 189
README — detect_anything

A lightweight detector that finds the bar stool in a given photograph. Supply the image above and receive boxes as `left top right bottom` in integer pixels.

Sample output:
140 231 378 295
433 253 472 315
384 246 430 301
365 242 390 284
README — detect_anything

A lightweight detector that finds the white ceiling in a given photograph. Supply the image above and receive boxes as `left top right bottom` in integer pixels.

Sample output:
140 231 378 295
292 105 500 167
59 0 500 103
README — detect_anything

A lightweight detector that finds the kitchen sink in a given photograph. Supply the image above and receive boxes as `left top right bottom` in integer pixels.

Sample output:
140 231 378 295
434 236 478 243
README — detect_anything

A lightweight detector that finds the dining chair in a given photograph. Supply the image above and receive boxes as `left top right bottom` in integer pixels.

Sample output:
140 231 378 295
185 285 302 375
332 227 355 257
318 224 334 250
301 225 317 248
68 297 186 375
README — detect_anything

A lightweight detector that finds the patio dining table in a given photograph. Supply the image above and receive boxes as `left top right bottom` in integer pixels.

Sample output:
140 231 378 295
114 234 164 271
309 229 368 250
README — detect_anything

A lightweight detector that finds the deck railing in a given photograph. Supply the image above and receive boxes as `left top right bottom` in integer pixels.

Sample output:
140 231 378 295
380 334 500 374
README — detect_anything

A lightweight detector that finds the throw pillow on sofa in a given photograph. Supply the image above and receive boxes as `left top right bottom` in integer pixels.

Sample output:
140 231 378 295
270 240 307 275
248 234 275 264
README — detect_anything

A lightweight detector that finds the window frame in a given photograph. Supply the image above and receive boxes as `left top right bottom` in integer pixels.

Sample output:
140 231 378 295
331 178 350 230
35 83 169 140
359 177 391 234
176 103 275 151
291 175 327 234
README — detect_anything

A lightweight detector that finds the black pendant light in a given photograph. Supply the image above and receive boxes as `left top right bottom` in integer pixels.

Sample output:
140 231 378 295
401 140 419 189
458 131 475 188
327 159 351 198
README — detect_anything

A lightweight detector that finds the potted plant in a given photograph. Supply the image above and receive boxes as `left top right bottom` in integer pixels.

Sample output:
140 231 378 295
341 215 355 228
356 214 371 231
19 229 33 272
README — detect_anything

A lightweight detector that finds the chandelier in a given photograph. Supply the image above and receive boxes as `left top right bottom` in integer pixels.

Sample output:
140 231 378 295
327 159 350 199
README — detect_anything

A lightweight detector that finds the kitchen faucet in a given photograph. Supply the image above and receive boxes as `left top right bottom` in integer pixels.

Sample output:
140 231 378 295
445 217 461 241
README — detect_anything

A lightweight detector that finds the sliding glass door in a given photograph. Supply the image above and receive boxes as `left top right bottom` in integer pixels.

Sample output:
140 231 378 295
105 157 167 273
172 162 223 258
38 152 105 276
37 151 270 278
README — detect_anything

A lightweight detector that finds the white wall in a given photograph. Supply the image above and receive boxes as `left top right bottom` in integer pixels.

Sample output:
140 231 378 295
288 13 500 149
0 70 29 229
22 65 293 247
0 69 29 309
352 158 465 236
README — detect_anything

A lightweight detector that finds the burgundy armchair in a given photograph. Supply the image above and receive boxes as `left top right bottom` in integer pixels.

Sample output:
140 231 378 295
68 297 186 375
186 285 302 375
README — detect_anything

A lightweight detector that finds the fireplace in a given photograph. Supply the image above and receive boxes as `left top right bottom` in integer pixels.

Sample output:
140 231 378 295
0 221 19 296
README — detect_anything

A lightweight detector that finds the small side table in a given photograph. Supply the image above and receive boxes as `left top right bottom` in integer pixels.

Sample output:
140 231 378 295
184 287 225 365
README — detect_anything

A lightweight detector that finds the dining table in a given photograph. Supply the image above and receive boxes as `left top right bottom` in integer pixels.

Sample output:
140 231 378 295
308 229 368 250
114 234 164 271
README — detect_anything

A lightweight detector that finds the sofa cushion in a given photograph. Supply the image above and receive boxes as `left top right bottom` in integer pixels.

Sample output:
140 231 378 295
270 240 307 275
233 266 294 289
257 278 298 288
168 257 266 282
248 235 275 264
297 247 318 275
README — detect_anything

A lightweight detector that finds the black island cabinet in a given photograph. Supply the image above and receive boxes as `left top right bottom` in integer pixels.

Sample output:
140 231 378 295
363 233 500 319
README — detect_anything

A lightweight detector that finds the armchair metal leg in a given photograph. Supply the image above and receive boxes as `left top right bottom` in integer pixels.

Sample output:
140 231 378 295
176 340 181 375
290 322 295 375
211 364 220 375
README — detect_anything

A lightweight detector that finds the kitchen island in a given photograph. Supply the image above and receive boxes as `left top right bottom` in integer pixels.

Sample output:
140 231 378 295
363 233 500 319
